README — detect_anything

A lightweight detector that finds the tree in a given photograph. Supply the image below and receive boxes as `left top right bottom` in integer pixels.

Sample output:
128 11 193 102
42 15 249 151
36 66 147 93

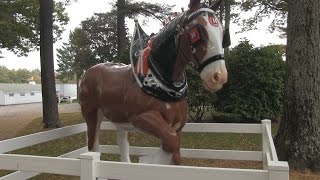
75 1 172 65
274 0 320 171
58 11 121 97
71 28 96 98
0 66 12 83
223 0 231 54
116 0 126 62
81 12 119 63
0 66 41 83
0 0 69 56
215 41 285 122
57 28 95 98
113 0 173 63
56 43 76 83
40 0 61 128
15 69 32 83
236 0 287 34
30 69 41 84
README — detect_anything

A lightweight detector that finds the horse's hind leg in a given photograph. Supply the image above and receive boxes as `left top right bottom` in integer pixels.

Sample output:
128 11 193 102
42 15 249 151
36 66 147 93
84 108 103 152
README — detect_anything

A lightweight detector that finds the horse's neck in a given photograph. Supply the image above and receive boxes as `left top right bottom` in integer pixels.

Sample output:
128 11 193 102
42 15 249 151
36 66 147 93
150 15 187 83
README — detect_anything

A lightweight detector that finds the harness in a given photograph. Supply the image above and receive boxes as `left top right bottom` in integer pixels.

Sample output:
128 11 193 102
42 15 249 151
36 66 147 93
176 8 226 72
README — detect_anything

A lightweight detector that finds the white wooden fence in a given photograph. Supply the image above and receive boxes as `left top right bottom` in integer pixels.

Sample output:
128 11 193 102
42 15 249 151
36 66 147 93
0 120 289 180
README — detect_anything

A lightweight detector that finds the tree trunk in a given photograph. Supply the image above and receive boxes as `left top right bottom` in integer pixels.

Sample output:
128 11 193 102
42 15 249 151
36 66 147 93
40 0 61 128
116 0 126 63
224 0 230 54
274 0 320 171
219 1 224 25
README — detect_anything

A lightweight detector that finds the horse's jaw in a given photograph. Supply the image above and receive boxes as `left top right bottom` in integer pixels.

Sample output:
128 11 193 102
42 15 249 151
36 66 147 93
200 60 228 92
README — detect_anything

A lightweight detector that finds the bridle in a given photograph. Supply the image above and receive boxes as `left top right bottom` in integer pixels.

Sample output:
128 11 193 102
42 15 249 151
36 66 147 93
176 7 225 73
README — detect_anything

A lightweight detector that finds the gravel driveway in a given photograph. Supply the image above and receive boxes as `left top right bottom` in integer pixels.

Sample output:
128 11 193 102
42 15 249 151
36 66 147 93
0 103 81 140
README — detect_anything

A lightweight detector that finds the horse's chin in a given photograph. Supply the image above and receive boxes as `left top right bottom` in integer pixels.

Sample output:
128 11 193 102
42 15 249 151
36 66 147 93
202 82 223 92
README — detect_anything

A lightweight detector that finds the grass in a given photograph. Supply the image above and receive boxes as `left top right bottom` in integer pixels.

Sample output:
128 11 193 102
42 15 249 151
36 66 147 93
0 113 319 179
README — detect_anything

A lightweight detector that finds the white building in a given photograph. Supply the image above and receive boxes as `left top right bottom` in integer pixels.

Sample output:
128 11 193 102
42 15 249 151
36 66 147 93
0 83 42 106
56 84 77 99
0 83 77 106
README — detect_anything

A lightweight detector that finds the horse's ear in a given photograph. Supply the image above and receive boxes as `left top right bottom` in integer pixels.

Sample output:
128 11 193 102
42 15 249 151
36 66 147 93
189 0 200 10
210 0 223 11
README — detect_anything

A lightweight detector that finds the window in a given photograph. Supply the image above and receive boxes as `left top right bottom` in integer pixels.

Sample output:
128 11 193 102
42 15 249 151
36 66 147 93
9 93 14 97
30 92 35 96
20 93 25 96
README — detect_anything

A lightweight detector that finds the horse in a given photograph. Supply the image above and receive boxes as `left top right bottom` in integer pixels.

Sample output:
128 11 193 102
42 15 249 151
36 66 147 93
79 0 229 165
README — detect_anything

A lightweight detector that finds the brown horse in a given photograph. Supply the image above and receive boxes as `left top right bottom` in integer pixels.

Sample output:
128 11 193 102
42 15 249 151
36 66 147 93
80 0 228 165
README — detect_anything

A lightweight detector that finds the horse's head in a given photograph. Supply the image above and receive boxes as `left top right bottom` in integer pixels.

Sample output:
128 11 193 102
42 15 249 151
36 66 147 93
177 0 229 92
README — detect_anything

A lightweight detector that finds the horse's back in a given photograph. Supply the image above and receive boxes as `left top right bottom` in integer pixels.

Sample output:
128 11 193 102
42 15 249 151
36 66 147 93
79 63 133 109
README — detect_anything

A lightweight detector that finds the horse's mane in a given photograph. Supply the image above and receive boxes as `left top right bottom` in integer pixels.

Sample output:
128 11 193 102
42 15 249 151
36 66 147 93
150 14 184 82
151 3 208 56
152 15 183 53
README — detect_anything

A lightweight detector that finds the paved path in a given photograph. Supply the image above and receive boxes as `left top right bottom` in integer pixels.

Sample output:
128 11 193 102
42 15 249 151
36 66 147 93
0 103 81 140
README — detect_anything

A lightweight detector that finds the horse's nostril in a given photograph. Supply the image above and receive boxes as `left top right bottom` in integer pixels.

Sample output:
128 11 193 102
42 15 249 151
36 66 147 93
212 72 220 83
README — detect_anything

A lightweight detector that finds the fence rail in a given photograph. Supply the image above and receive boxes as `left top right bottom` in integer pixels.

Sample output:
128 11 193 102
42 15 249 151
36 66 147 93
0 120 289 180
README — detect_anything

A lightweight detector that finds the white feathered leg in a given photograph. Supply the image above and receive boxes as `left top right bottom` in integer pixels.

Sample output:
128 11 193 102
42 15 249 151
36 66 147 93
139 146 173 164
117 130 131 163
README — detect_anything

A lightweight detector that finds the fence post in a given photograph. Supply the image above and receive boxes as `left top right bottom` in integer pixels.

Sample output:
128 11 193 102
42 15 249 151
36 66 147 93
80 152 100 180
261 119 271 169
268 161 289 180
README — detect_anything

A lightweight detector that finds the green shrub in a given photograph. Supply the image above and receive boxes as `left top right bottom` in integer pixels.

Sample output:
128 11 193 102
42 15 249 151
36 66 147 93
209 112 242 123
215 41 285 122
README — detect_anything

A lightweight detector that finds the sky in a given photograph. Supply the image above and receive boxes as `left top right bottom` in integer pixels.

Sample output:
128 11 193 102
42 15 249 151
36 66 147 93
0 0 286 71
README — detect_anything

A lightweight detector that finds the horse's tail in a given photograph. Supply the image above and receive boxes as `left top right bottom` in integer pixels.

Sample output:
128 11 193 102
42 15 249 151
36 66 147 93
79 66 103 152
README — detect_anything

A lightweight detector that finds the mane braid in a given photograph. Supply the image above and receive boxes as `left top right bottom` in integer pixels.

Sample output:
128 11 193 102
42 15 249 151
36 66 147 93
149 14 184 83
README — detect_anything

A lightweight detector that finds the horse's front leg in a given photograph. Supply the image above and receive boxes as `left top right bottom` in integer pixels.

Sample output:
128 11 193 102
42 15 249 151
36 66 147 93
116 130 131 162
130 111 180 165
171 130 182 165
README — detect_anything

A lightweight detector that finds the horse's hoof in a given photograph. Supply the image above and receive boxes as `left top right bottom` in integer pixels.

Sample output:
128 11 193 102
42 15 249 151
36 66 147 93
139 155 154 164
139 148 173 164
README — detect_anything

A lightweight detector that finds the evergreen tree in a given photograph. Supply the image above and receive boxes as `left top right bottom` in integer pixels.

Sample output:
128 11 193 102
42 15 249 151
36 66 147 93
0 0 69 56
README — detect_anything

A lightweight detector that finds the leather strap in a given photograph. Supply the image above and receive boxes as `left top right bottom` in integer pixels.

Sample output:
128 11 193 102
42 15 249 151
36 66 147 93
198 54 224 72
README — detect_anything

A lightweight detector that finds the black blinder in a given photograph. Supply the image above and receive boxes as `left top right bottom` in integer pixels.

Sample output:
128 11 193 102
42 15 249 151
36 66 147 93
222 28 231 48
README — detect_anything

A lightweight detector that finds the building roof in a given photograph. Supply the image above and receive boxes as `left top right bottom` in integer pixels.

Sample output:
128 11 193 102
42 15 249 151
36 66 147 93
0 83 42 93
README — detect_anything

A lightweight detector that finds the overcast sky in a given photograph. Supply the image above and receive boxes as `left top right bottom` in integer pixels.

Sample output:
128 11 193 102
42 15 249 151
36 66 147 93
0 0 286 70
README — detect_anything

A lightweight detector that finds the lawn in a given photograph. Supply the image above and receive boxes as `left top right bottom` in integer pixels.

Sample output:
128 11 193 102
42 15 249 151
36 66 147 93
0 113 319 179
